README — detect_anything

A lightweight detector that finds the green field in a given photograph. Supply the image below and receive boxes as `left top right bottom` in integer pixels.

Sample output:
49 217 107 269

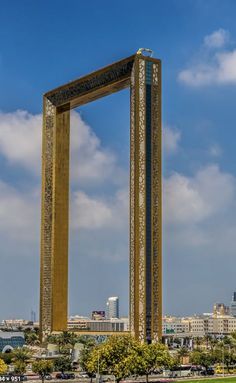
176 378 236 383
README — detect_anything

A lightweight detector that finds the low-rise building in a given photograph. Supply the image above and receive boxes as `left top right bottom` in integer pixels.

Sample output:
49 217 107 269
67 315 89 330
0 331 25 352
87 318 129 332
163 316 189 334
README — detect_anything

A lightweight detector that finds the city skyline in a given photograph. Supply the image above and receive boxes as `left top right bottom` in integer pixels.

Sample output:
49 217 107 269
0 0 236 321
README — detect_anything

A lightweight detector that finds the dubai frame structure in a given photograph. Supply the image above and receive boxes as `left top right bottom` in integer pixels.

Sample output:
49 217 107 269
40 51 162 343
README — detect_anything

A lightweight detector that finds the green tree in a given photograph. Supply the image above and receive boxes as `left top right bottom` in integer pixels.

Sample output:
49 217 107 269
77 336 96 347
25 331 39 346
32 360 53 383
12 348 32 363
85 336 139 382
131 342 173 383
203 335 212 350
79 338 95 374
194 337 203 350
212 342 236 372
54 356 72 372
190 350 212 369
0 352 13 365
208 337 218 352
14 361 27 375
47 334 58 344
85 336 172 383
47 331 78 353
177 347 189 363
0 358 7 374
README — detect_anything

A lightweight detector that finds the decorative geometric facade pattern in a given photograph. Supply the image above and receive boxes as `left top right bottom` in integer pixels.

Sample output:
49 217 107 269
40 53 162 343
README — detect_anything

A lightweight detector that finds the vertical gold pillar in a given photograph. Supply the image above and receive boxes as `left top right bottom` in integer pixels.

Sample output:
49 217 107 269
40 99 70 340
130 56 162 342
152 63 162 341
51 107 70 331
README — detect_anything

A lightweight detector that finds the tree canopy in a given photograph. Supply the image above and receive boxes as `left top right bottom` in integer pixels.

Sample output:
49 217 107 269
84 335 172 383
0 358 7 374
54 356 72 372
32 360 53 383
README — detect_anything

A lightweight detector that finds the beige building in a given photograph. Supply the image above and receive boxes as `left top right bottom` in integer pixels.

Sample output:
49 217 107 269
163 316 189 334
163 313 236 337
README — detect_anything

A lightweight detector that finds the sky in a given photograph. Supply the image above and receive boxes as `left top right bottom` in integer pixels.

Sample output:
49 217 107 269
0 0 236 320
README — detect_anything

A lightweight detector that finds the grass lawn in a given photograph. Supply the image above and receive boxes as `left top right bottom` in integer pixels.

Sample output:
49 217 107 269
176 378 236 383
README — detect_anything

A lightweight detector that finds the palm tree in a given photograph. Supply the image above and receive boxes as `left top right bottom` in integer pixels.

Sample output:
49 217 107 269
194 336 206 350
208 337 218 352
177 347 189 363
12 347 32 363
203 335 212 350
25 332 40 346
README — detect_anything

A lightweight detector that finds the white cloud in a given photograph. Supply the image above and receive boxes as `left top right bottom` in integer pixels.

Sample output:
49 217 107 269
0 109 235 279
0 111 182 188
178 29 236 86
178 64 216 87
70 112 117 185
0 110 42 171
179 50 236 86
209 143 222 157
204 28 229 48
71 191 112 229
0 181 39 242
164 164 235 225
216 50 236 83
0 110 118 185
71 187 128 231
163 126 181 155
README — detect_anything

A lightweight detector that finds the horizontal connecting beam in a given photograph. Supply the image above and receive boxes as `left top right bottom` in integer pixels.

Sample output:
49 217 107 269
45 55 136 108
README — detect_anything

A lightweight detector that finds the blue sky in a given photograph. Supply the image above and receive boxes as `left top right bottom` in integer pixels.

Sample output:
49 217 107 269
0 0 236 321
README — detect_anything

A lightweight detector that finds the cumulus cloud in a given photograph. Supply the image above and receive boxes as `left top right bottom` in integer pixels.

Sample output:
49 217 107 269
0 110 42 171
204 28 229 48
0 107 236 316
0 181 39 242
163 126 181 155
70 112 117 185
178 29 236 86
0 111 182 187
71 187 128 231
0 110 118 185
164 164 235 225
179 50 236 86
71 191 112 229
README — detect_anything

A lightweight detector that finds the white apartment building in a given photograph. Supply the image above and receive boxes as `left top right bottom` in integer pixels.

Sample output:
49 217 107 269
163 316 189 334
163 314 236 337
106 297 119 319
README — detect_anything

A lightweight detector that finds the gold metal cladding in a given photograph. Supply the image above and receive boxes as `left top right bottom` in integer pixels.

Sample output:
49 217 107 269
152 62 162 342
137 58 146 342
40 53 162 343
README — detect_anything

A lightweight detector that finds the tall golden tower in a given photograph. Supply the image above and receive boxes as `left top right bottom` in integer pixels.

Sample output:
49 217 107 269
40 52 162 342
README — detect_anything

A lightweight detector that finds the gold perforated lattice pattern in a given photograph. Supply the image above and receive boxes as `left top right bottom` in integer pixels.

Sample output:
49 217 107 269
152 63 162 342
40 99 55 337
130 66 135 335
138 59 146 342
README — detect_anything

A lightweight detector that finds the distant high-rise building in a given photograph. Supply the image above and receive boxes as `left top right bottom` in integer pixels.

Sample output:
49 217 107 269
106 297 119 319
31 310 36 323
230 292 236 317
